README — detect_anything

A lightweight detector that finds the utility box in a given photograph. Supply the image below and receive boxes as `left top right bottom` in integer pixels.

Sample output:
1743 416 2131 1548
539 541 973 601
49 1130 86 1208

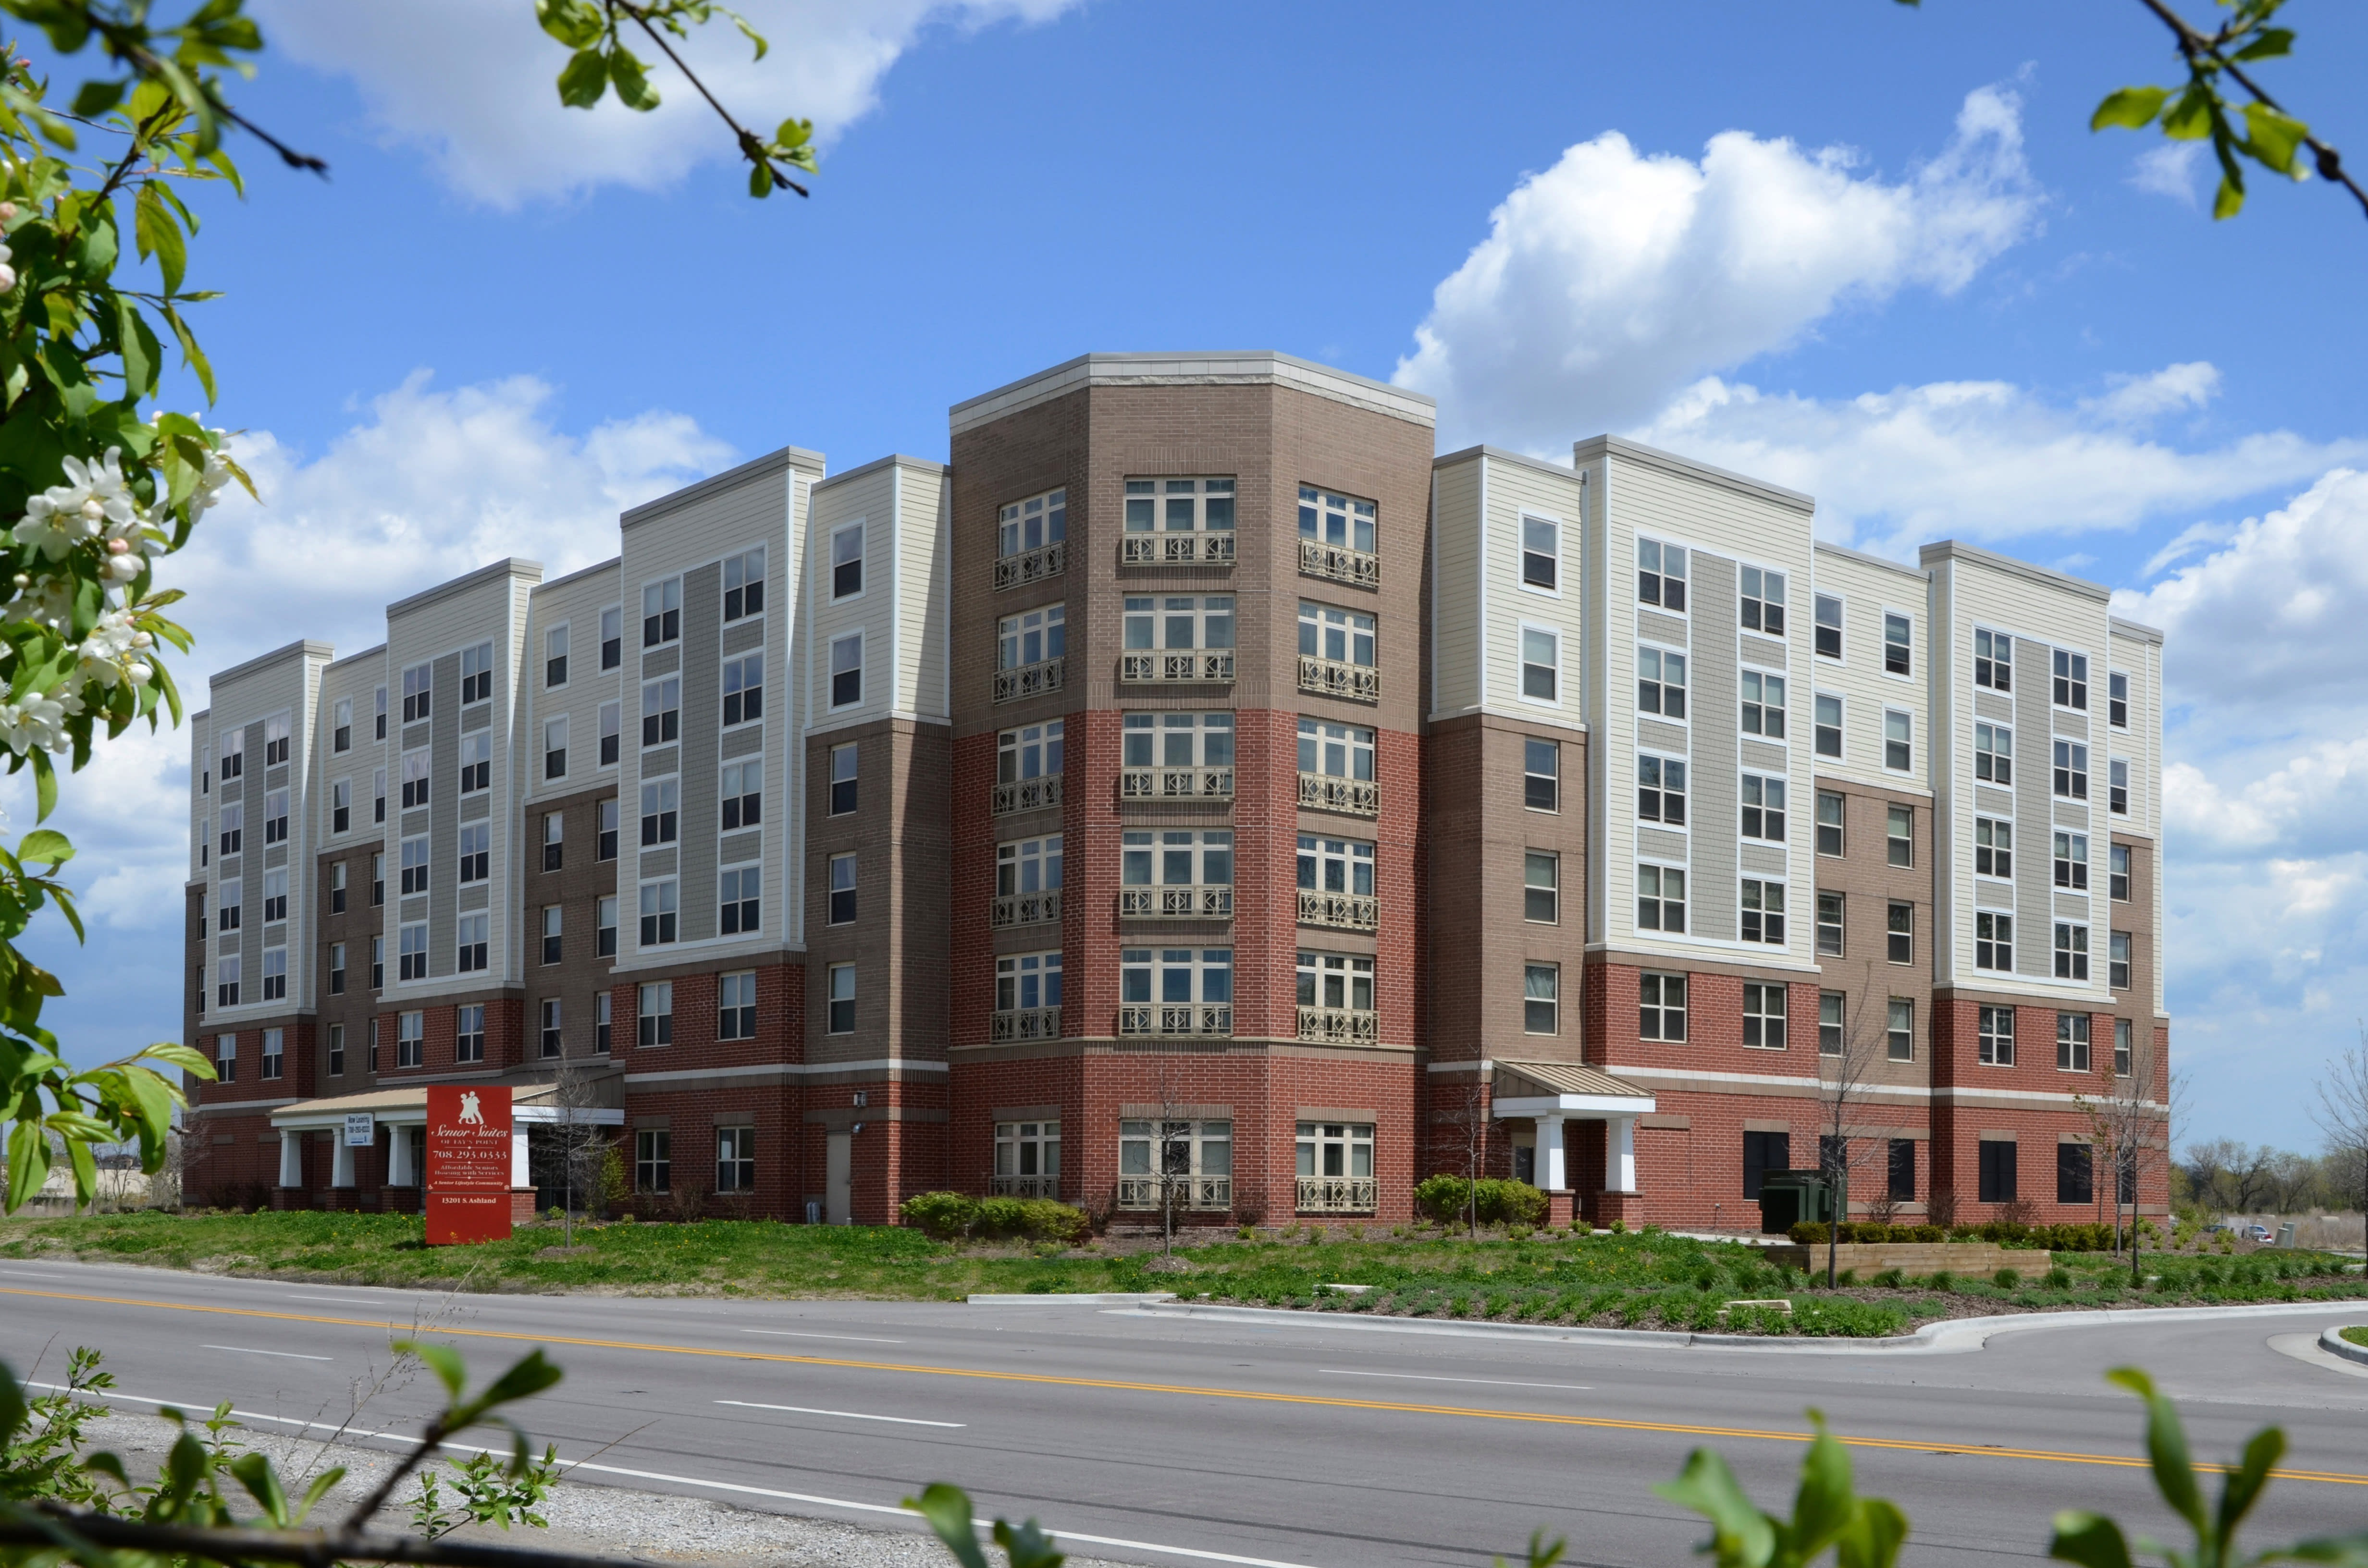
1757 1172 1834 1235
2276 1222 2296 1248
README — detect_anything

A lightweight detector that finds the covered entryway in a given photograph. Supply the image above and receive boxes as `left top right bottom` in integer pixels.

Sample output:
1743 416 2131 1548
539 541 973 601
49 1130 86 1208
1491 1061 1656 1228
269 1085 621 1212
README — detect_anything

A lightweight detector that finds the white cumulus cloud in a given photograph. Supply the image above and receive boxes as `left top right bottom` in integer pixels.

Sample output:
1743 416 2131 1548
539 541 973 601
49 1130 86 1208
254 0 1084 206
2130 142 2205 207
1394 83 2042 449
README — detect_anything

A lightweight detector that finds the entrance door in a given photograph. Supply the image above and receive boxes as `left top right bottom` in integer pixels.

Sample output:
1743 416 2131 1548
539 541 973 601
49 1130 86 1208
826 1131 852 1225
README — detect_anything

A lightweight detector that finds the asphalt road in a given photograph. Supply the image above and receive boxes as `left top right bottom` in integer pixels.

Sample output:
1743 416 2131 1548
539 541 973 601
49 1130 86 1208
3 1258 2365 1568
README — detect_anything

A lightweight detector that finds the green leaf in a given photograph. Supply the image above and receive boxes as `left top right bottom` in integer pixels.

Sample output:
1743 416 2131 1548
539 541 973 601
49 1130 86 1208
2231 27 2294 62
161 304 216 403
748 161 772 198
2048 1511 2134 1568
1655 1448 1778 1568
905 1484 991 1568
116 295 155 400
993 1518 1065 1568
2217 1424 2283 1543
470 1349 565 1413
136 185 187 296
2106 1369 2205 1532
555 48 607 109
2242 103 2309 175
16 829 73 866
403 1341 469 1401
2214 172 2246 220
536 0 605 49
31 750 55 823
2091 86 2170 132
139 1041 216 1078
1789 1416 1858 1559
608 48 659 111
0 1359 25 1441
69 79 125 119
1839 1499 1909 1568
230 1449 289 1523
2162 86 2216 142
2279 1533 2368 1565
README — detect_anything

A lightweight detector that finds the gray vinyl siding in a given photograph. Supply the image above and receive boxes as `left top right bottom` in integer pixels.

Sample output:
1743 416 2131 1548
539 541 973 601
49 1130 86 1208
1429 455 1482 716
1690 556 1739 942
238 720 263 993
428 651 460 980
2012 636 2055 981
679 559 723 943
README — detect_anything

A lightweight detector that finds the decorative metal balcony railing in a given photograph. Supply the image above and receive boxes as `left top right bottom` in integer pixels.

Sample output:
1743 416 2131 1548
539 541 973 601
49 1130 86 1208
1118 1003 1232 1037
1300 539 1380 588
1297 1005 1379 1044
992 774 1063 815
989 890 1061 928
1120 885 1233 920
1297 890 1378 931
994 540 1065 589
989 1174 1060 1198
989 1006 1061 1042
993 656 1066 705
1119 651 1233 684
1119 766 1233 802
1297 655 1380 702
1295 1176 1378 1213
1118 1175 1232 1210
1298 772 1379 817
1122 534 1234 566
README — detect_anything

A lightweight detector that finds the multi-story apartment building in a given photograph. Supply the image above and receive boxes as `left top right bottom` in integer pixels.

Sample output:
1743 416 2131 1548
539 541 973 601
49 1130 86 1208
184 352 2170 1230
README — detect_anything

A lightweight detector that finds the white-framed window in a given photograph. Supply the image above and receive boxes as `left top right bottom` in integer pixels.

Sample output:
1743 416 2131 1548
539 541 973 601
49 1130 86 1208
1295 950 1374 1011
1519 625 1560 703
1740 773 1786 842
539 998 561 1057
597 799 619 860
2058 1011 2091 1071
641 676 680 747
1813 692 1841 758
726 545 767 619
1886 804 1912 867
2052 649 2089 710
642 577 682 647
332 697 352 752
543 716 567 780
640 880 678 946
996 951 1061 1012
596 894 617 958
1813 593 1842 659
1637 537 1687 610
1883 709 1912 772
330 778 351 834
215 956 241 1009
1120 947 1232 1007
1520 515 1558 591
456 1003 485 1063
369 935 384 990
2109 930 2132 991
1882 613 1912 677
1816 790 1843 856
826 522 864 600
545 623 569 688
218 801 242 855
456 913 488 973
2053 740 2088 800
1975 817 2012 878
1819 992 1843 1054
1523 963 1559 1034
721 760 761 830
1524 738 1558 811
1298 601 1375 667
373 685 388 739
398 922 427 981
1640 972 1686 1041
1979 1004 2015 1065
634 1127 667 1189
1975 627 2012 691
1003 719 1067 783
369 854 384 906
1295 834 1369 898
1297 1121 1372 1181
2054 922 2089 981
1297 718 1374 781
542 904 563 966
600 605 623 670
1297 486 1373 551
1119 1118 1231 1200
1887 899 1913 964
260 948 287 1003
2114 1017 2133 1077
1523 851 1558 923
719 970 758 1040
996 1118 1061 1190
1125 830 1232 891
1976 911 2013 972
1975 722 2011 784
1815 891 1842 956
458 731 491 794
828 741 858 814
829 852 858 923
1740 669 1785 738
1887 998 1914 1062
2108 671 2129 729
459 642 494 706
998 835 1063 899
2053 831 2089 891
263 711 290 766
327 1022 346 1075
826 963 856 1033
599 700 620 767
395 1010 424 1067
400 747 430 808
999 604 1065 672
1743 982 1786 1049
258 788 287 846
1121 595 1233 651
457 821 490 883
1637 754 1685 825
2110 844 2132 902
2109 759 2129 815
329 939 346 993
1000 487 1068 556
639 981 673 1047
372 767 387 823
1636 864 1686 932
829 632 863 708
261 867 288 924
1637 645 1687 718
1128 477 1234 534
1740 565 1785 635
399 835 430 896
722 652 763 726
1741 878 1785 944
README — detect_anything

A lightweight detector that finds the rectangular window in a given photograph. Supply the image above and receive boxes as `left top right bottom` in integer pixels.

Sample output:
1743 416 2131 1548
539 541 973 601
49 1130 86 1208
599 701 620 767
998 834 1065 913
329 941 346 995
636 1128 670 1193
219 801 242 855
2053 831 2090 890
597 991 612 1053
1886 804 1912 867
457 731 491 794
214 1030 236 1080
457 821 489 883
642 577 681 647
263 713 289 766
1002 487 1070 556
1295 1122 1373 1188
401 662 432 723
719 865 760 934
399 835 429 896
1638 754 1686 826
327 1023 345 1078
640 880 678 946
722 653 764 726
999 602 1066 676
399 922 427 981
715 1127 756 1194
1883 710 1912 772
827 963 856 1033
1740 774 1786 841
1295 951 1375 1013
1523 963 1558 1034
2114 1017 2133 1077
1636 864 1686 933
2054 922 2090 981
1815 790 1843 856
1524 738 1558 811
1886 997 1913 1061
1815 891 1843 956
1520 626 1559 702
1886 900 1913 965
1974 627 2012 691
2056 1142 2094 1206
374 685 388 740
1813 692 1841 758
540 998 561 1057
599 605 622 671
542 905 563 966
721 760 763 830
400 747 430 809
597 894 617 958
829 741 858 815
1296 600 1376 669
459 642 493 706
996 951 1063 1015
257 1026 283 1080
2109 759 2129 815
2109 930 2132 991
333 697 353 753
373 767 387 823
597 798 618 861
1001 721 1066 792
1125 477 1235 537
1637 537 1687 611
396 1011 423 1068
1889 1138 1916 1201
1640 972 1686 1041
1743 982 1787 1050
1523 851 1558 923
719 970 758 1041
1295 486 1370 551
641 677 680 747
1741 879 1785 945
1975 722 2012 784
1978 1139 2017 1203
726 545 767 619
1118 948 1234 1016
1979 1004 2015 1066
370 936 383 991
542 810 564 871
1739 565 1785 635
367 1016 379 1070
639 981 673 1047
1297 718 1375 782
2109 671 2129 729
829 633 863 708
1117 1118 1232 1205
1742 1130 1789 1200
1637 646 1687 718
2053 649 2089 710
543 716 567 780
220 729 246 784
640 776 678 845
1813 593 1842 659
1976 912 2013 972
834 524 871 601
1521 515 1558 590
1883 613 1912 676
456 913 488 973
545 623 569 688
260 948 287 1003
1293 835 1369 898
1120 594 1235 655
2058 1012 2092 1071
220 879 243 931
2110 844 2131 902
1975 817 2011 878
263 789 289 845
331 777 351 834
263 868 289 925
455 1003 485 1063
1818 991 1843 1055
1739 669 1785 738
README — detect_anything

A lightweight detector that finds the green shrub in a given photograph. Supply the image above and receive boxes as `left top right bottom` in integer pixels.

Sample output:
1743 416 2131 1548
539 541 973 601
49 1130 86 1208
899 1190 978 1239
1993 1267 2020 1287
899 1190 1086 1244
1013 1197 1090 1244
1412 1175 1548 1227
1872 1267 1906 1288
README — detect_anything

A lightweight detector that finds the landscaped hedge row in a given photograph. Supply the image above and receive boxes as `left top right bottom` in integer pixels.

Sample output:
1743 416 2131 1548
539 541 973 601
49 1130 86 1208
897 1191 1090 1243
1412 1175 1549 1228
1787 1220 2123 1251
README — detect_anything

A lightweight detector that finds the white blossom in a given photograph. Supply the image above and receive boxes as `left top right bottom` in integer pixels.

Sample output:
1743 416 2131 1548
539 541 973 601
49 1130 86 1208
0 694 72 755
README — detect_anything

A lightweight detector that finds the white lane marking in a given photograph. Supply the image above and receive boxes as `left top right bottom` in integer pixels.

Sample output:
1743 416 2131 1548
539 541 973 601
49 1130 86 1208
26 1383 1319 1568
740 1329 905 1344
1319 1369 1591 1391
287 1295 404 1305
203 1345 333 1361
716 1398 962 1429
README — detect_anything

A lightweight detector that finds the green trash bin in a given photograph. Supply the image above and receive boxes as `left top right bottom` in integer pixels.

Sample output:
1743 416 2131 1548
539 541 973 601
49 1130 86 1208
1757 1172 1833 1235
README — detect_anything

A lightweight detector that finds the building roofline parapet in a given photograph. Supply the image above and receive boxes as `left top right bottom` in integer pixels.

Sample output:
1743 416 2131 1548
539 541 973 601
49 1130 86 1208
620 447 822 530
1573 434 1815 514
531 556 621 598
2109 614 2166 646
950 351 1437 438
817 452 947 491
323 643 386 674
1433 443 1588 486
1813 538 1930 582
1917 539 2110 605
209 638 336 690
385 558 543 622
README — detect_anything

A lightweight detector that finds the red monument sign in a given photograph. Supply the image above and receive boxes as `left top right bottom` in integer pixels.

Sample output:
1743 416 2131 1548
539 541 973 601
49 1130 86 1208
426 1084 515 1245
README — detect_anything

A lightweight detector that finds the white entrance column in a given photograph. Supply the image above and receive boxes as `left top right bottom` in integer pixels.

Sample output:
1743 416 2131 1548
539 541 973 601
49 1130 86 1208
511 1127 531 1189
1537 1113 1567 1191
331 1137 356 1188
277 1129 304 1189
1605 1116 1637 1193
387 1126 414 1187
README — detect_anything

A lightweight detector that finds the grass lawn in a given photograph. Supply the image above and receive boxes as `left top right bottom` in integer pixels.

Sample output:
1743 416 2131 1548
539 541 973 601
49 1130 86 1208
2 1212 2362 1337
2343 1324 2368 1348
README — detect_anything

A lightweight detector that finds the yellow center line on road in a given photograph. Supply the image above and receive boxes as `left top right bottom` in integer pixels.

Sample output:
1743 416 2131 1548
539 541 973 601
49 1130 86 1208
5 1284 2361 1487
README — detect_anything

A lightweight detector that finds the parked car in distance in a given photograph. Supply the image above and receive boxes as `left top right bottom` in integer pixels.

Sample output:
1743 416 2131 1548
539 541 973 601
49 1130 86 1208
2241 1224 2271 1243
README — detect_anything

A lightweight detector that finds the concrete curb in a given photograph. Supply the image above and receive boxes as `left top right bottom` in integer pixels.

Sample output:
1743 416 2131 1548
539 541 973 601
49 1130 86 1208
1122 1297 2368 1355
2321 1325 2368 1367
967 1292 1179 1305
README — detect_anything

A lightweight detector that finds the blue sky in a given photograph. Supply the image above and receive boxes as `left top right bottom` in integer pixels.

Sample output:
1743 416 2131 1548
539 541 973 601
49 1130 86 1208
16 0 2368 1152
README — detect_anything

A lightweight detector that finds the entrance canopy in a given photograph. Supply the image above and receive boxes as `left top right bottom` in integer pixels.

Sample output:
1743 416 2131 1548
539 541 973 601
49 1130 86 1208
269 1084 624 1132
1489 1060 1656 1120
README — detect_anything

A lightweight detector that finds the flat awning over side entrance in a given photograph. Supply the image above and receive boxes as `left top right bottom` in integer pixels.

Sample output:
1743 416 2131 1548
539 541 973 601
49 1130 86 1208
268 1085 623 1131
1490 1060 1657 1119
